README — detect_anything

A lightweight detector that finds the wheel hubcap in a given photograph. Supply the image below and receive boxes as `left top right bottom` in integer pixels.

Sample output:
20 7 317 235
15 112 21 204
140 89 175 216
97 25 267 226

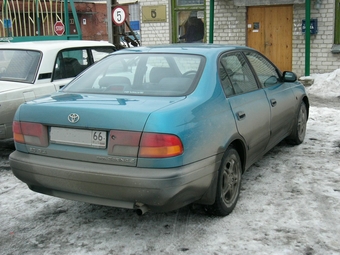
221 158 240 206
298 105 307 140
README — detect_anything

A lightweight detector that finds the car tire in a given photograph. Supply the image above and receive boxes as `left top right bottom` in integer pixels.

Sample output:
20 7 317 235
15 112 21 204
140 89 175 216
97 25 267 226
207 146 242 216
287 101 307 145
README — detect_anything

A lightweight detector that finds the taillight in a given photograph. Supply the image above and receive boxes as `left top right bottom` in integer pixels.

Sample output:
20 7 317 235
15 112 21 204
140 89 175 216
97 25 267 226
139 133 183 158
107 130 184 158
13 121 48 147
108 130 141 157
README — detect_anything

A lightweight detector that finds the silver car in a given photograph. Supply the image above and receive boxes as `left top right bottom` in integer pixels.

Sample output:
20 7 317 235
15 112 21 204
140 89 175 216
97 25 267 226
0 40 115 140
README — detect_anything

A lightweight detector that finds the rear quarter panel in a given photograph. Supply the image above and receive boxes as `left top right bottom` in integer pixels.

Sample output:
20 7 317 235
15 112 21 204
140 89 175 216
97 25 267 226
140 68 239 168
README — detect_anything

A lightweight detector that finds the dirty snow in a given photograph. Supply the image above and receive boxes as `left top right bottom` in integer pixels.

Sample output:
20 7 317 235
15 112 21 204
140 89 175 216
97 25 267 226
0 69 340 255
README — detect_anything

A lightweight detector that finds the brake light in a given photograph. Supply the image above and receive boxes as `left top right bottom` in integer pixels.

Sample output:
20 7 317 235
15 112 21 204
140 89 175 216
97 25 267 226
108 130 141 157
139 133 183 158
107 130 183 158
13 121 48 147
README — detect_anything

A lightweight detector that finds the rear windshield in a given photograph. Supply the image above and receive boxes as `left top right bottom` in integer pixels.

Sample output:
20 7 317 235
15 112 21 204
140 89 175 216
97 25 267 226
63 53 205 96
0 49 41 83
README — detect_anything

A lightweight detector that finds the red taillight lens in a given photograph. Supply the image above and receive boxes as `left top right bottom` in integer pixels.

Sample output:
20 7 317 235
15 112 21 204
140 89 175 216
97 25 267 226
107 130 184 158
108 130 141 157
13 121 48 147
139 133 184 158
13 121 24 144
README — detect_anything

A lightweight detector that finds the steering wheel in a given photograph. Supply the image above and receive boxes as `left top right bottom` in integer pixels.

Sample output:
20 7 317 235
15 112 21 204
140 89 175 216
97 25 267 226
182 70 197 77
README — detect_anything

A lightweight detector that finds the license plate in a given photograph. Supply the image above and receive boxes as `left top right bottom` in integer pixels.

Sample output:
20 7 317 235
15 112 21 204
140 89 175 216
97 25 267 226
50 127 107 148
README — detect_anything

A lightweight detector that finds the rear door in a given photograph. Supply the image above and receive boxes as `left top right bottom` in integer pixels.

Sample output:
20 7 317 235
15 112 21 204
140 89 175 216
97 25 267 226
219 51 271 167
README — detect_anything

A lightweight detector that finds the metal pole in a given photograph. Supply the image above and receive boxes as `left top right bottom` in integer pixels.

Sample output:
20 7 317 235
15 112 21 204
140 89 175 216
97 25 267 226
4 0 8 37
110 0 121 48
209 0 214 43
107 0 113 43
36 0 40 35
64 0 70 35
305 0 311 76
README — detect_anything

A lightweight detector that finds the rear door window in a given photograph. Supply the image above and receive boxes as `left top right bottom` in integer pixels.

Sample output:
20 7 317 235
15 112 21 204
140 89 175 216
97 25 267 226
91 47 115 62
219 51 259 96
0 49 41 83
53 49 89 80
53 47 115 81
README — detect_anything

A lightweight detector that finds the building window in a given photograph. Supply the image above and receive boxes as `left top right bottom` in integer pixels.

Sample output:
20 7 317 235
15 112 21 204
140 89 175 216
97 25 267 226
177 0 204 6
172 1 205 43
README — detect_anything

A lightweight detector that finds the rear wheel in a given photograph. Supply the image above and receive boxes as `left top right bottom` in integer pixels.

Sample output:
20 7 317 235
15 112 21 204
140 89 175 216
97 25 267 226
207 146 242 216
287 101 307 145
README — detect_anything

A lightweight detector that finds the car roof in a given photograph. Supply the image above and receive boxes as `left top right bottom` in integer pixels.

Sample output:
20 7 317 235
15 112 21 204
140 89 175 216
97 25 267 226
0 40 115 51
114 44 253 55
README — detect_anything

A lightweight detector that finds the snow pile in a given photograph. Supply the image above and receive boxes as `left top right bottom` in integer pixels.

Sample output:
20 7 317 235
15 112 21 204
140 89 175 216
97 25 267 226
307 68 340 98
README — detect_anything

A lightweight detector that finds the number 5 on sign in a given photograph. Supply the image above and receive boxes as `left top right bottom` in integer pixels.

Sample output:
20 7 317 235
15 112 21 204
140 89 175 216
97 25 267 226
112 6 126 26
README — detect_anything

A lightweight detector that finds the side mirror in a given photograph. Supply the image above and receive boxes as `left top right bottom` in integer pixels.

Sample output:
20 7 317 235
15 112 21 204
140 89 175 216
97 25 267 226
282 71 297 82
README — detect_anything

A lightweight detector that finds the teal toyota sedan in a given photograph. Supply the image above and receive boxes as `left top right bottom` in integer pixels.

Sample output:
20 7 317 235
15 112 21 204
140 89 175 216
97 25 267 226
9 44 309 216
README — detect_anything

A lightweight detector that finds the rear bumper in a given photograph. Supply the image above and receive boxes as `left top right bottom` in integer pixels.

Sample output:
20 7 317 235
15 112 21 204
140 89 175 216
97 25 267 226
10 151 220 212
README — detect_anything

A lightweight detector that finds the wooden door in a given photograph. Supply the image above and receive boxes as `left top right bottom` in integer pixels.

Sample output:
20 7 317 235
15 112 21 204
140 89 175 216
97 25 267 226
247 5 293 71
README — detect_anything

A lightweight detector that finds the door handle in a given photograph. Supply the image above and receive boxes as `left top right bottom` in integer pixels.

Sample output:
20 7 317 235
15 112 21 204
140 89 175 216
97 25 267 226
270 99 277 107
236 111 246 120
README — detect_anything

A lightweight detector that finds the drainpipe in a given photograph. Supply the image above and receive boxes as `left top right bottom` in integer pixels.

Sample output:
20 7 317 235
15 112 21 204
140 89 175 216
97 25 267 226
305 0 311 76
209 0 214 43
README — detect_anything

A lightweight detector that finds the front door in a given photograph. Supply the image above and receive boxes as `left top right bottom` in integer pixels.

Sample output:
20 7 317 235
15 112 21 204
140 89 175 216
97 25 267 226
247 5 293 71
219 51 271 168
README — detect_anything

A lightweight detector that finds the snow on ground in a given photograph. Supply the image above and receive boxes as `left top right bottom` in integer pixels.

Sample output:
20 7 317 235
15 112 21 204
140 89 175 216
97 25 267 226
308 69 340 98
0 70 340 255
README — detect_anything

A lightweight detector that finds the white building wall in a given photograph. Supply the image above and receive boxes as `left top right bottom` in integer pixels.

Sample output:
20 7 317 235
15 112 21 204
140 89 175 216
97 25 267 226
293 1 340 76
139 0 340 76
212 0 246 45
129 3 140 21
139 0 170 46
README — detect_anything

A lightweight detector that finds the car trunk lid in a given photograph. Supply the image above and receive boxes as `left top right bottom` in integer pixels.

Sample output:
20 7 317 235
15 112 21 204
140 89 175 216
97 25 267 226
15 93 185 166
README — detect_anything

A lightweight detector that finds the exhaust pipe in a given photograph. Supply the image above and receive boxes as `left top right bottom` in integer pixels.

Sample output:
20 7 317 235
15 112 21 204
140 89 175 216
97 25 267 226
135 203 149 215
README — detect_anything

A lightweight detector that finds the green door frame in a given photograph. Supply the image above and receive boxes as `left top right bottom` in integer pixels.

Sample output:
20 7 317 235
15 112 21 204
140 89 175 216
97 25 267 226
209 0 214 43
335 0 340 44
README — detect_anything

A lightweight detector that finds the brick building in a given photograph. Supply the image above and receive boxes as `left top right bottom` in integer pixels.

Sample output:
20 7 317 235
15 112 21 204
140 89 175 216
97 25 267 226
73 1 109 41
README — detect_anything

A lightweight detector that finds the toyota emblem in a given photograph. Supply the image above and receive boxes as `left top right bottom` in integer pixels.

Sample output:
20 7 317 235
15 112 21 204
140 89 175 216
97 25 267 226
68 113 80 123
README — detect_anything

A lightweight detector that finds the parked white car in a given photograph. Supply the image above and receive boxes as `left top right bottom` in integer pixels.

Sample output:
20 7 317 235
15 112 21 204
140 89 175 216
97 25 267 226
0 40 116 140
